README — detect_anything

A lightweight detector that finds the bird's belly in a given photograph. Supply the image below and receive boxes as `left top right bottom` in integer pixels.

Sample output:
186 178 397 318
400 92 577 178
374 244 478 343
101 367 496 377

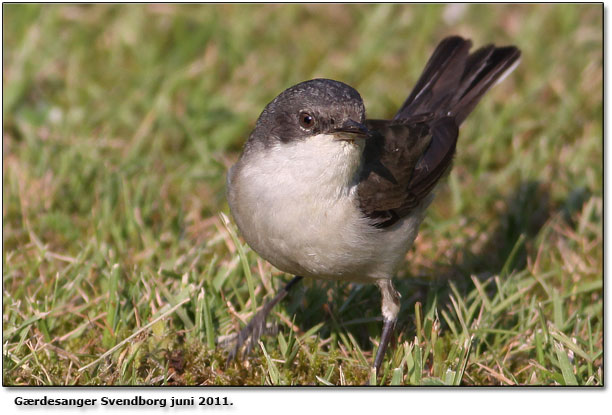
257 198 378 281
231 185 425 283
227 139 430 283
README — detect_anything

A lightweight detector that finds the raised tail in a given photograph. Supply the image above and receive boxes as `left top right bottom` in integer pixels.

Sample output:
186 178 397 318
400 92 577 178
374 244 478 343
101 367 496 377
394 36 521 124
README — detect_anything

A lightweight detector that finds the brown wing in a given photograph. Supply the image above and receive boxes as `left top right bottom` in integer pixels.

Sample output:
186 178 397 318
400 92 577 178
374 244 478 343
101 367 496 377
358 117 458 228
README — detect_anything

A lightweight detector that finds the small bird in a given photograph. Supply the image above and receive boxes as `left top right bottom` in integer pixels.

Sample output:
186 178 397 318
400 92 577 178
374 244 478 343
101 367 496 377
226 36 520 377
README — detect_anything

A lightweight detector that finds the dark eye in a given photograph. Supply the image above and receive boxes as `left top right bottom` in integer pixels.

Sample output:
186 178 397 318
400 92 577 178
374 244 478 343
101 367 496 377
298 111 315 129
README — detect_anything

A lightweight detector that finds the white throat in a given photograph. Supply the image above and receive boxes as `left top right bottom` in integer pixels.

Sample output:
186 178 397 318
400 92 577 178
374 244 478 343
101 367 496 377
260 133 364 199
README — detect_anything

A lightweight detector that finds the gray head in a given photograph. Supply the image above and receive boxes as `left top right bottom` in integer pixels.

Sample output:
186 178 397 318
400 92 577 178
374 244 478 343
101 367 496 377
245 79 368 150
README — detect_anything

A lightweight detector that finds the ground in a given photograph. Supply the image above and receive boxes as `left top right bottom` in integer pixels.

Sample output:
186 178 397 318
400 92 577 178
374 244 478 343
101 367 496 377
2 3 602 385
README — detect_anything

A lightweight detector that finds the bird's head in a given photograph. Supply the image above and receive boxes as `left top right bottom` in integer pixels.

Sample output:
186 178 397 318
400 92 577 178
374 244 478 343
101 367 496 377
248 78 369 150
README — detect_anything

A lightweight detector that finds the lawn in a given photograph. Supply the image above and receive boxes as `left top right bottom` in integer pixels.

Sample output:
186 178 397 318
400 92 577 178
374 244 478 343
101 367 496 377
2 4 602 385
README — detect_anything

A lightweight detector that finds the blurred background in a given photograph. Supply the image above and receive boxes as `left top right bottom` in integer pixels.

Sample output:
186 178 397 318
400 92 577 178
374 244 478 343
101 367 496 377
3 4 602 385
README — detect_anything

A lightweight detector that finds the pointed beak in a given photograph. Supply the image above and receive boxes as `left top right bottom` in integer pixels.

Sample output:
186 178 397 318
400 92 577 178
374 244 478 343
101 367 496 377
331 119 369 140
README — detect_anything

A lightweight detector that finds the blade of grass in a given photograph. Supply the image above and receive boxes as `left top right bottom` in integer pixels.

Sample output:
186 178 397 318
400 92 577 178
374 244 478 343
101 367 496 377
78 297 190 372
554 342 578 385
220 212 257 315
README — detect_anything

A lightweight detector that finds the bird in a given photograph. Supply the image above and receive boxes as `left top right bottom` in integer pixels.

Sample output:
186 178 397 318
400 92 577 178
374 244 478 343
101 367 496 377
225 36 521 378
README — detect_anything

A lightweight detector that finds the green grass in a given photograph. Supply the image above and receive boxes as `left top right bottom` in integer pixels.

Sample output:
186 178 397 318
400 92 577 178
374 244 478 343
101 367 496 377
2 4 602 385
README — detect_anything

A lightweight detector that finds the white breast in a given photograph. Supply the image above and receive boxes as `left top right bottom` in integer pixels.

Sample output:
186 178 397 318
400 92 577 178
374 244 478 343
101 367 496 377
227 134 430 283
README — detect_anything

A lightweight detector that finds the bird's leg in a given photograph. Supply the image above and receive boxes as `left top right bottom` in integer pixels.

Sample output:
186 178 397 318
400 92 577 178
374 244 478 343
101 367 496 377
226 275 303 363
373 279 401 376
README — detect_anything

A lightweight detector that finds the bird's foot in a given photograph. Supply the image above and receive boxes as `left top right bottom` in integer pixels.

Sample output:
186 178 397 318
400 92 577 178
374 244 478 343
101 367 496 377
226 302 277 363
225 275 304 365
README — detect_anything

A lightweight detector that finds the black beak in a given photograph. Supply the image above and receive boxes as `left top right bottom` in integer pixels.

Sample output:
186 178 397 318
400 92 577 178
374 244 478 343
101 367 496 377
332 119 369 138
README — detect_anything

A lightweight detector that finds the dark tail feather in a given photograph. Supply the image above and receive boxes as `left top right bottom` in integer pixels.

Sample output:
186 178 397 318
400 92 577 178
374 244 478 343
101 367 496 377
394 36 521 124
451 45 521 124
394 36 472 119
